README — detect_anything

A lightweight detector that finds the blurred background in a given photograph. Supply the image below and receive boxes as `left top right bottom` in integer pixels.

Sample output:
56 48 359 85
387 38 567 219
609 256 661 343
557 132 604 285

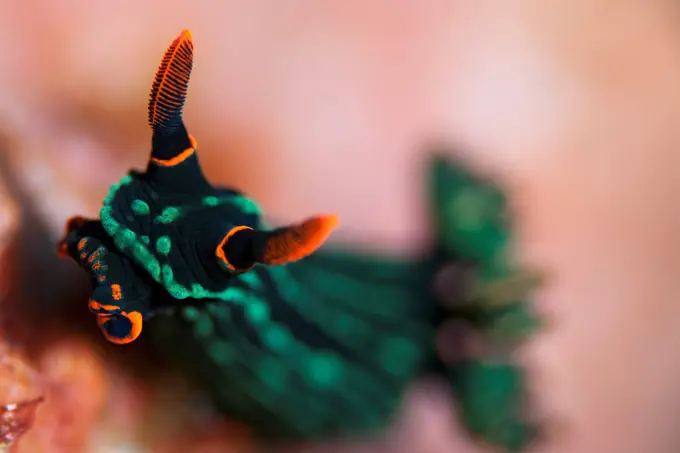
0 1 680 452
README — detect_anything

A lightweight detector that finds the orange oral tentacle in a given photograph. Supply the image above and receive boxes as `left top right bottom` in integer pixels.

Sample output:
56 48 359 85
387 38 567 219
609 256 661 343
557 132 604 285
261 214 339 266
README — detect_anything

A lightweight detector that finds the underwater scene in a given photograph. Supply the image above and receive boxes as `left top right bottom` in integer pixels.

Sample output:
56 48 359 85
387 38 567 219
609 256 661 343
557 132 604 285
0 2 679 453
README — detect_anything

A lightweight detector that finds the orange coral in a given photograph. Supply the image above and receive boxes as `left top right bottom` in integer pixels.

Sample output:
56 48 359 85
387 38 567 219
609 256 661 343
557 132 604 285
15 340 108 453
0 341 44 450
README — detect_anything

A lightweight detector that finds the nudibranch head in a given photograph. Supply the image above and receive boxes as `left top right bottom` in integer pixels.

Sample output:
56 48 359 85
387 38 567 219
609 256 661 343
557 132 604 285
58 29 339 346
94 29 338 300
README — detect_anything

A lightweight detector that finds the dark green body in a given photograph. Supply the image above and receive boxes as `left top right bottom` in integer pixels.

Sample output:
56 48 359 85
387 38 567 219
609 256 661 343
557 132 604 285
149 251 440 440
141 156 540 448
61 153 540 451
95 160 443 439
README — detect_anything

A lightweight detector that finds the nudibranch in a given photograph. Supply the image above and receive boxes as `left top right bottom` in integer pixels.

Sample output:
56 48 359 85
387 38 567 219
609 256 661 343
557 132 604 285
58 30 543 452
58 30 338 345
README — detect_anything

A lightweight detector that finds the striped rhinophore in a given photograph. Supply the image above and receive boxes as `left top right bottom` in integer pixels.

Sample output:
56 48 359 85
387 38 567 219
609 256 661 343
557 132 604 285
148 30 194 135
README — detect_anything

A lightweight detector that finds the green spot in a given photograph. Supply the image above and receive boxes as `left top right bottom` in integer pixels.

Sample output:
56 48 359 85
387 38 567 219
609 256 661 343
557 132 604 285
117 228 136 248
259 357 288 392
100 206 119 234
141 236 150 245
307 353 343 386
245 300 269 323
262 325 291 352
202 196 219 206
156 236 172 255
183 306 200 321
161 264 174 284
156 206 181 224
231 195 261 215
379 337 419 376
237 272 264 292
131 199 150 215
168 283 189 299
208 341 234 366
225 287 255 307
147 261 161 280
191 283 208 299
131 243 149 262
207 302 227 317
193 313 214 337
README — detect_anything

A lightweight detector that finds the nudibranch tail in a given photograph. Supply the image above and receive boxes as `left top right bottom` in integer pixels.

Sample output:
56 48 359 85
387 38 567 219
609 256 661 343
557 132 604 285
216 214 339 271
148 29 193 135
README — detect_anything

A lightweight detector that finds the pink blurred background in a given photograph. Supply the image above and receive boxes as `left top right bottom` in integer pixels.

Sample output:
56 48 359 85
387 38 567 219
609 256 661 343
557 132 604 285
0 1 679 452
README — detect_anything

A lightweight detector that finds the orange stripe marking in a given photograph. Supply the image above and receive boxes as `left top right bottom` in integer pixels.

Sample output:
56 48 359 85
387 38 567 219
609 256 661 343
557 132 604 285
111 284 122 301
88 300 120 313
216 225 254 272
150 135 198 167
97 311 143 345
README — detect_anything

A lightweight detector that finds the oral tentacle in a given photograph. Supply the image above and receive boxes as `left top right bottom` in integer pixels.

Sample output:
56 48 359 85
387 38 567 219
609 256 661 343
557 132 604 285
215 214 340 272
